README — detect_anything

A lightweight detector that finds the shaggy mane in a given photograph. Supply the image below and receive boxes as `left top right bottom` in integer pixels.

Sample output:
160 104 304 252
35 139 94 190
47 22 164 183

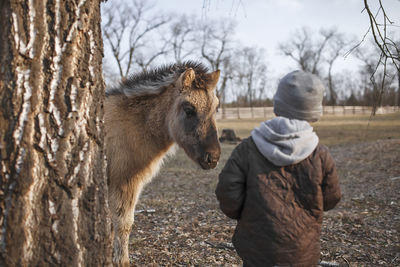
106 61 209 97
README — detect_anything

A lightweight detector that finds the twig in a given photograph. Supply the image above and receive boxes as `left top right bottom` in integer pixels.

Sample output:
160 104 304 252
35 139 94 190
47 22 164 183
363 0 400 72
344 27 370 59
318 260 346 267
205 240 234 250
135 209 156 214
341 255 350 267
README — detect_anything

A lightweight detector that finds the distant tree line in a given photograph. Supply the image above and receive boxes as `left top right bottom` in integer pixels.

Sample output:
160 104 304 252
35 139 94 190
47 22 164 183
102 0 400 110
279 27 400 108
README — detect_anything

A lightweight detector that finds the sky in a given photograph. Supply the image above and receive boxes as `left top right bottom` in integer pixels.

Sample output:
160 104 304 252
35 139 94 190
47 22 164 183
154 0 400 81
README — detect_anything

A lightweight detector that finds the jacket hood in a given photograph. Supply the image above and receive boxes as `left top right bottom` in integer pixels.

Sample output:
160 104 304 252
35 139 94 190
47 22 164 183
251 117 319 166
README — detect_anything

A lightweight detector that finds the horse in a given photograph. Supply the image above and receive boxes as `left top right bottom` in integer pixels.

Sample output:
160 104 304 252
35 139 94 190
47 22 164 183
104 61 221 266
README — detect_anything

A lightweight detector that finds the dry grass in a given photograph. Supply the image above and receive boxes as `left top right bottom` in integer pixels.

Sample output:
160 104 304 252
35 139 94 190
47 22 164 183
217 112 400 146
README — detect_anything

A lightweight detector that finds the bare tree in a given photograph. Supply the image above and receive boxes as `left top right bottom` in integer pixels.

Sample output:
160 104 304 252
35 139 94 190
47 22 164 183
279 27 354 105
325 32 352 105
167 14 197 63
279 27 337 76
102 0 170 78
354 46 380 106
397 51 400 106
218 56 236 118
200 21 233 71
0 0 111 265
354 44 397 109
333 70 363 105
234 46 268 117
199 19 236 99
103 57 121 87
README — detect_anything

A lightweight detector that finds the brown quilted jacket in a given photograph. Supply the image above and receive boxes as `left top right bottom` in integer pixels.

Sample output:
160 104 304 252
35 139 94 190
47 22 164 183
216 137 341 267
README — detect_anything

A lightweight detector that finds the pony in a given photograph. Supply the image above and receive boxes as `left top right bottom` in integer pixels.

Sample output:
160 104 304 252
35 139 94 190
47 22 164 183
104 61 221 266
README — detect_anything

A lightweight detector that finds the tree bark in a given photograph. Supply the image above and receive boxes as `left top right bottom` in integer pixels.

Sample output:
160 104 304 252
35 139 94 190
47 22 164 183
0 0 112 266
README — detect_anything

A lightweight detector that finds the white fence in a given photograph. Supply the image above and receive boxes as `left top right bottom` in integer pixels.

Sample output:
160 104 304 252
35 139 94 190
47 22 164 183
216 106 400 120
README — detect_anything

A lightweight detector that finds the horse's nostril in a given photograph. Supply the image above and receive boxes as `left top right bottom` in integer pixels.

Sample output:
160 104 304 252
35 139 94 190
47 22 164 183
200 152 219 169
204 152 219 165
205 152 212 164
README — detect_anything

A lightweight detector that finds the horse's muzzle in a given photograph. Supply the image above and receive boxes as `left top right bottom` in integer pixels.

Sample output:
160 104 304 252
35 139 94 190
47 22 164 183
199 152 219 169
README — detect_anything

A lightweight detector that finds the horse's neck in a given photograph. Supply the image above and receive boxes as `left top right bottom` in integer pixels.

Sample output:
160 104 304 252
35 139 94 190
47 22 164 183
105 93 176 201
133 92 174 147
105 90 175 172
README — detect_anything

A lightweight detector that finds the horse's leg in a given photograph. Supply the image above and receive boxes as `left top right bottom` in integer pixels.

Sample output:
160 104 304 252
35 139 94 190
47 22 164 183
111 204 133 267
110 179 145 267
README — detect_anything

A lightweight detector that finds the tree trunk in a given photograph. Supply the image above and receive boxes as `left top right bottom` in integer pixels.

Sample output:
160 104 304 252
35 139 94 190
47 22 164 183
328 63 337 105
220 75 228 119
0 1 112 266
397 70 400 107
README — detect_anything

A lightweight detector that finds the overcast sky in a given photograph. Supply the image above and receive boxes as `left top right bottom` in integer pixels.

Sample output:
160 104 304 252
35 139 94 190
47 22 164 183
155 0 400 80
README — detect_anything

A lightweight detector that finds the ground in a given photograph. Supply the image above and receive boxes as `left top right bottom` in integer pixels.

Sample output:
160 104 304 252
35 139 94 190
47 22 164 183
130 113 400 267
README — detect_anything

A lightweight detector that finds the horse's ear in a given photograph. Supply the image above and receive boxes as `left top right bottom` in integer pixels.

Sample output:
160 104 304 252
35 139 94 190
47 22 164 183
178 68 196 90
206 70 220 90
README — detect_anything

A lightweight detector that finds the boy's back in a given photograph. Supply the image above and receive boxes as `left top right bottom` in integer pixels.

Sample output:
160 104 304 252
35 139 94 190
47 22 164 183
216 70 341 267
216 137 340 266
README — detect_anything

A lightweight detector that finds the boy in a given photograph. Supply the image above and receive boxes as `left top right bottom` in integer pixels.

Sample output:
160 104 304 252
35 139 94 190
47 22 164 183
216 70 341 267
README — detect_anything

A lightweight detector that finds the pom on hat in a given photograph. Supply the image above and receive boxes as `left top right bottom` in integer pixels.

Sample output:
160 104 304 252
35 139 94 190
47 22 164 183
273 70 325 122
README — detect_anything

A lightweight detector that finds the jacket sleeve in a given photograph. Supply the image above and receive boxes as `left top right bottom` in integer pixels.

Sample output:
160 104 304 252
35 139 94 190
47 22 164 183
321 147 341 211
215 141 248 220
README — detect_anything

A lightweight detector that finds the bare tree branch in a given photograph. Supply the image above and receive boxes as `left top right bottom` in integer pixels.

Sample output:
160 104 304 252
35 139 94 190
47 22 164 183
233 46 269 111
344 0 400 112
279 27 334 75
325 32 352 105
167 15 196 63
199 20 236 72
198 19 236 103
362 0 399 72
102 0 171 79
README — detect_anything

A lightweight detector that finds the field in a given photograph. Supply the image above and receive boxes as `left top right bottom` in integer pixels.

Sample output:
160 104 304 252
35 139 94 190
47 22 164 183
130 112 400 266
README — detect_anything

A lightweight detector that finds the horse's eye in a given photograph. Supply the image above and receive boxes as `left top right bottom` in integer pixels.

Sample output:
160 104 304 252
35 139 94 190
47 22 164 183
183 106 196 118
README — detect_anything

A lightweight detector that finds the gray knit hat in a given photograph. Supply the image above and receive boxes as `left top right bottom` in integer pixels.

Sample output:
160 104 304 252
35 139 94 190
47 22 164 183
273 70 325 122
